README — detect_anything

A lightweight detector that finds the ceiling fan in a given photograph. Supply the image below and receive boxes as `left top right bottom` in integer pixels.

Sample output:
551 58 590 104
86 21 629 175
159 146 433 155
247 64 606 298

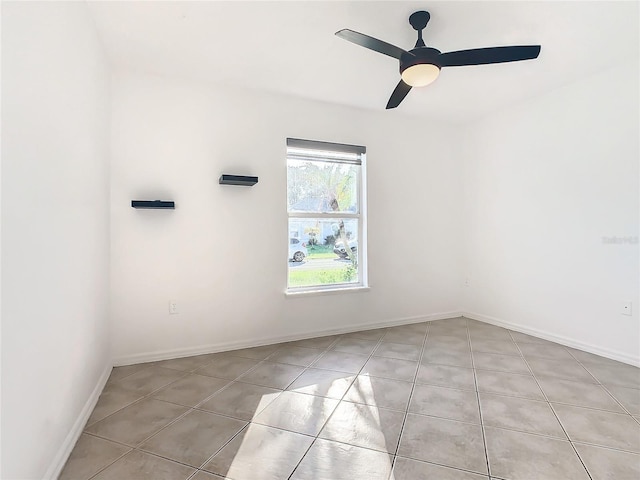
336 11 541 109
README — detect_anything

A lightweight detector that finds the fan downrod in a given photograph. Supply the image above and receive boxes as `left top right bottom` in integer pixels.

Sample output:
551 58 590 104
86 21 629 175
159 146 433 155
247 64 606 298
409 11 430 47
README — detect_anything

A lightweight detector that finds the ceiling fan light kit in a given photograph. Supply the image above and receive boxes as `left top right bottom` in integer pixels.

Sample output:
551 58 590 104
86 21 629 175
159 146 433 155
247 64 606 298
336 10 541 109
400 52 441 87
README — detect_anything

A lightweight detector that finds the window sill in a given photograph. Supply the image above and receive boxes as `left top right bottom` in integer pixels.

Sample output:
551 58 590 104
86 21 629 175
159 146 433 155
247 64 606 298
285 286 370 298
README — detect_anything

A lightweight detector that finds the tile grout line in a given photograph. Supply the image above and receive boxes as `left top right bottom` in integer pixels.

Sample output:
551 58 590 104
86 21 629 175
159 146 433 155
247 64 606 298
170 343 327 402
87 342 314 478
84 369 194 429
172 333 364 478
196 338 344 476
142 335 380 476
566 350 640 429
389 322 431 479
386 406 614 441
509 331 594 480
469 320 492 479
286 327 406 479
94 357 268 458
185 470 200 480
465 391 633 417
564 349 639 418
560 346 640 429
87 354 261 429
126 448 205 471
82 445 132 480
137 410 248 472
567 439 640 455
289 332 389 479
196 422 253 474
186 353 292 410
157 341 336 443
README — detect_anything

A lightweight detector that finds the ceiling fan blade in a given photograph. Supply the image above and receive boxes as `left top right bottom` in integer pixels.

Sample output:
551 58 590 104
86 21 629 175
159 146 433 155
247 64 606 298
386 80 412 109
439 45 541 67
336 29 410 60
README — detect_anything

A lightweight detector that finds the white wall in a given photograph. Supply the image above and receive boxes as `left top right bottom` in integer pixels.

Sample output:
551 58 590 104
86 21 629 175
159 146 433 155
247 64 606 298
462 63 640 364
110 72 464 363
1 2 111 478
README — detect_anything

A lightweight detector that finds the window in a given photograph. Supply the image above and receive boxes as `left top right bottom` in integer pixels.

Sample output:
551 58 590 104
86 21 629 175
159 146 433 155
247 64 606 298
287 138 367 292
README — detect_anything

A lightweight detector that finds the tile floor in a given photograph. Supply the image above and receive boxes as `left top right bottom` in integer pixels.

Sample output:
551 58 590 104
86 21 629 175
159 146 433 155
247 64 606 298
60 317 640 480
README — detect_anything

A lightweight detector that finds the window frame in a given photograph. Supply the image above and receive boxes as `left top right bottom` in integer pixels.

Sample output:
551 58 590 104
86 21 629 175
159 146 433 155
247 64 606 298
286 138 368 294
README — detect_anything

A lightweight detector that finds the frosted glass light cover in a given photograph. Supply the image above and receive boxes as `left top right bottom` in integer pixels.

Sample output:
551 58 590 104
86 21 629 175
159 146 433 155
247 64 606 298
401 63 440 87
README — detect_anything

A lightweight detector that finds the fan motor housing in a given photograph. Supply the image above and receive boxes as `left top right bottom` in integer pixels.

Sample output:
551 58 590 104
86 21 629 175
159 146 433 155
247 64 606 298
400 47 442 74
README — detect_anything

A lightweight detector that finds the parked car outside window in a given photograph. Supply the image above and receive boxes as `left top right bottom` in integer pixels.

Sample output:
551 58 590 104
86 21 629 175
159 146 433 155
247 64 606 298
289 238 308 262
333 239 358 259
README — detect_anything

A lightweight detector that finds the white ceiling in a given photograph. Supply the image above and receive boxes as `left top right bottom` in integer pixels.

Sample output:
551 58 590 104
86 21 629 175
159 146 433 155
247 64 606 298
87 1 639 123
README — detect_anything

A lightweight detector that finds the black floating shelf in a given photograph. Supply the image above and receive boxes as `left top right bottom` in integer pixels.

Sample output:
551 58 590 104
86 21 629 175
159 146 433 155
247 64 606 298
131 200 175 209
219 174 258 186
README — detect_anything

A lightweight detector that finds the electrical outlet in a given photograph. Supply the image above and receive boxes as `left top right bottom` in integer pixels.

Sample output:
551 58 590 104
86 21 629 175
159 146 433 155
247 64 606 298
169 301 178 314
621 301 632 316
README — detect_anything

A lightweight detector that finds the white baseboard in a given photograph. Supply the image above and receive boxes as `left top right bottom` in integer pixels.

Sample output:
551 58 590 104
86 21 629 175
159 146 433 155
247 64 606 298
113 310 463 366
43 364 112 480
463 311 640 367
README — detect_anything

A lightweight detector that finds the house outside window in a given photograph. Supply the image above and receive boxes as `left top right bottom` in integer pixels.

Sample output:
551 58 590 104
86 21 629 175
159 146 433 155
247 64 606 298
286 138 367 292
